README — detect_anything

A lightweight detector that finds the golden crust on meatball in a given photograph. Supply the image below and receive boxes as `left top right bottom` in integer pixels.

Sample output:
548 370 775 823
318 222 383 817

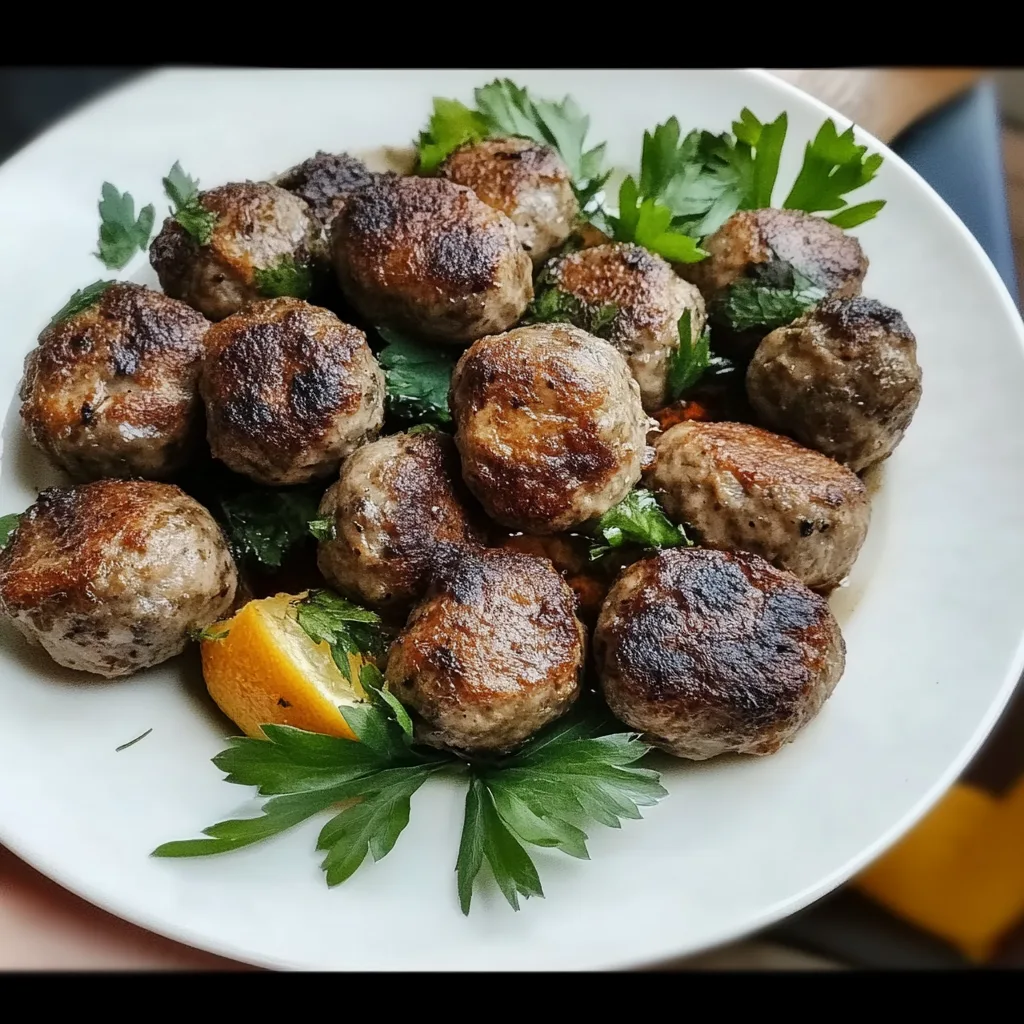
20 283 209 481
200 297 384 486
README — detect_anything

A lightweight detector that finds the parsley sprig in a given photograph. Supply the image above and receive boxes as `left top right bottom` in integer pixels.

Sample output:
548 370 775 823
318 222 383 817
219 484 322 569
162 161 218 245
155 668 667 914
47 280 116 327
712 261 827 335
417 79 609 209
666 308 712 400
293 589 387 683
253 254 313 300
0 513 20 551
95 182 154 269
377 327 457 427
615 108 885 244
589 488 689 561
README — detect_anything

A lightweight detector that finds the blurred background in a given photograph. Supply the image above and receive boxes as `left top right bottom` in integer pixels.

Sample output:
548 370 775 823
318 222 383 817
0 67 1022 971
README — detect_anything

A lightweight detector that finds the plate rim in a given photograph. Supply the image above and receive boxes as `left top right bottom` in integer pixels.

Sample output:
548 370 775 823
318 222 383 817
0 66 1022 971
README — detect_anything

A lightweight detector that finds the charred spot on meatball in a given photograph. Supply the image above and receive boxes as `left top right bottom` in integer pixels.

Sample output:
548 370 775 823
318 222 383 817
679 208 868 359
19 283 209 482
646 420 869 591
747 296 923 472
438 137 578 266
0 480 238 678
594 546 845 760
542 242 707 412
450 323 654 534
331 175 533 345
316 429 486 616
385 546 585 754
199 298 385 486
276 151 393 230
150 181 328 322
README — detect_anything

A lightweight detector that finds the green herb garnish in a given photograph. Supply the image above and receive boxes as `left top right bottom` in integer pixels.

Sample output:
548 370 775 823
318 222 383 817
377 327 456 427
523 283 618 338
155 672 667 915
666 308 712 400
219 485 321 569
307 517 336 542
253 254 313 300
0 513 21 551
589 488 689 561
162 161 218 245
293 589 386 683
417 79 609 209
713 261 827 334
614 108 885 243
95 182 154 269
47 281 116 327
604 176 707 264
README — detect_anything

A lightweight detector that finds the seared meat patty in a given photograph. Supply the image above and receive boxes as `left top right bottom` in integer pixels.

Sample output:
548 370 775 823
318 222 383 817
199 297 384 486
594 547 845 759
316 429 485 616
331 175 533 344
450 323 654 533
276 150 391 230
20 283 208 481
541 242 707 411
0 480 238 678
150 181 326 321
747 296 923 472
385 546 585 753
438 136 578 265
680 208 868 358
646 420 869 591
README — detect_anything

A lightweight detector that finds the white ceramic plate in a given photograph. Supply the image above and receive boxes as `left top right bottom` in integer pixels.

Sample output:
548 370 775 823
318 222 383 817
1 68 1022 972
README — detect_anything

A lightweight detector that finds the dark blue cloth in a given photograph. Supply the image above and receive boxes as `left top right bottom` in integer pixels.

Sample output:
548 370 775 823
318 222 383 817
894 80 1018 303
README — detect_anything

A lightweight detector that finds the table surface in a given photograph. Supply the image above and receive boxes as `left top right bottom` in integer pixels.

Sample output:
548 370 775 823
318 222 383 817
0 69 1018 971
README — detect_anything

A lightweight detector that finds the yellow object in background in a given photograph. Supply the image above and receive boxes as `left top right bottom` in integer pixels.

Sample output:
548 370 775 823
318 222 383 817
856 779 1024 961
201 592 367 741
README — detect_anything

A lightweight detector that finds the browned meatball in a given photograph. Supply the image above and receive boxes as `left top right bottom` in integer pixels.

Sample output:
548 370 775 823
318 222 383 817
275 151 392 230
450 323 654 534
438 137 578 265
316 429 486 616
200 298 384 486
680 208 868 358
747 297 924 472
646 421 869 591
385 546 585 753
541 242 707 411
594 547 845 759
150 181 327 321
0 481 238 678
331 175 533 344
20 283 208 481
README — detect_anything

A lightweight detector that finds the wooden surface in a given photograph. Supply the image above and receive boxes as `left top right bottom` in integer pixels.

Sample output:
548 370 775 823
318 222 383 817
771 69 983 144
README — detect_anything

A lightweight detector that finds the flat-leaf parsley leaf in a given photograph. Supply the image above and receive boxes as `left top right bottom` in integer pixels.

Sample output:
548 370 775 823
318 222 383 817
377 327 456 427
219 485 322 569
253 254 313 299
713 261 827 334
48 281 116 327
0 513 20 551
293 589 386 682
666 308 712 400
589 488 689 561
163 161 218 245
95 182 155 269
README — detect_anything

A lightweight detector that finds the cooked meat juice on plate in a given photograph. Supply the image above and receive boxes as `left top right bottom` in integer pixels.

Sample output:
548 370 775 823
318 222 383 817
0 81 921 913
